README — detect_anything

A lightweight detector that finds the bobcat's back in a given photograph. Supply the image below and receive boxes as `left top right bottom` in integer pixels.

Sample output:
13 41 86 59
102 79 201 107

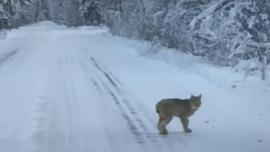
156 98 190 117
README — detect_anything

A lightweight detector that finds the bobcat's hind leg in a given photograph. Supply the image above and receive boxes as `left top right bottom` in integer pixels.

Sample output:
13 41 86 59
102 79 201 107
157 116 164 131
160 116 172 134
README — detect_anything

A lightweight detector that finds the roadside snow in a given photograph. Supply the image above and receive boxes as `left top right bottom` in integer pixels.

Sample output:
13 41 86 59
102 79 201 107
0 21 269 152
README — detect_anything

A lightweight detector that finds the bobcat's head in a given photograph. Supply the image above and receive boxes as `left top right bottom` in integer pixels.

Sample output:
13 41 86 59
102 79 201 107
190 94 201 110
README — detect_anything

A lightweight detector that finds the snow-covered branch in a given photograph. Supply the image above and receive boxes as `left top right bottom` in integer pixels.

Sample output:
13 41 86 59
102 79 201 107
190 0 234 30
246 40 270 49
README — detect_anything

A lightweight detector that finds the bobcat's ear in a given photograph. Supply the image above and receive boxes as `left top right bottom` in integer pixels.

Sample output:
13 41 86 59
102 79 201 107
199 94 202 98
190 94 194 98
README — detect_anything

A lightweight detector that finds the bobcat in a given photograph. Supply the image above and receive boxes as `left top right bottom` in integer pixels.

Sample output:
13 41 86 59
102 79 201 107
156 95 201 134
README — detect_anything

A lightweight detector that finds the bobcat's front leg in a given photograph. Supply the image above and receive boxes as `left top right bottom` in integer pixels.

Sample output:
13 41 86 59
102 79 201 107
180 117 192 133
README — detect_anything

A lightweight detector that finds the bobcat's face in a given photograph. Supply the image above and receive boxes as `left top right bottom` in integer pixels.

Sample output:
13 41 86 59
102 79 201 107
190 95 201 110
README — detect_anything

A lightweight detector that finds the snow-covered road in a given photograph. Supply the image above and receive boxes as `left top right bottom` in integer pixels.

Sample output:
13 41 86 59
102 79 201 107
0 22 269 152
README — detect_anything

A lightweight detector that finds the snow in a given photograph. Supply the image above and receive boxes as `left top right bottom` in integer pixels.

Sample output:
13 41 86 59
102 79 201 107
0 21 269 152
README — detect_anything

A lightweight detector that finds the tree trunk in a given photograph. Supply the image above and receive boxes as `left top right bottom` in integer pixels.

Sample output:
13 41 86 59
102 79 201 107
261 55 267 80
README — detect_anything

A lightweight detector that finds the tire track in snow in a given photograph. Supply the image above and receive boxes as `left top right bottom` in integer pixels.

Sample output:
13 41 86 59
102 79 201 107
89 57 124 87
91 78 103 93
90 57 121 91
79 57 105 95
78 56 133 152
32 95 51 152
89 57 166 146
30 68 54 152
104 84 145 144
0 49 18 66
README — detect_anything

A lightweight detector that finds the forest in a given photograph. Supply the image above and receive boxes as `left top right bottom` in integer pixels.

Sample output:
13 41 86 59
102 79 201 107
1 0 270 79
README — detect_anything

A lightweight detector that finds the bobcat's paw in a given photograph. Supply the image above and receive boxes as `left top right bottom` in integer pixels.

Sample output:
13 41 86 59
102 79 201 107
184 129 192 133
160 129 168 135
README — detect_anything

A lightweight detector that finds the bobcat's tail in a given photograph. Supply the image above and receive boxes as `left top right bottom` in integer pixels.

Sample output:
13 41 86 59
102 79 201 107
156 100 162 113
156 104 160 113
